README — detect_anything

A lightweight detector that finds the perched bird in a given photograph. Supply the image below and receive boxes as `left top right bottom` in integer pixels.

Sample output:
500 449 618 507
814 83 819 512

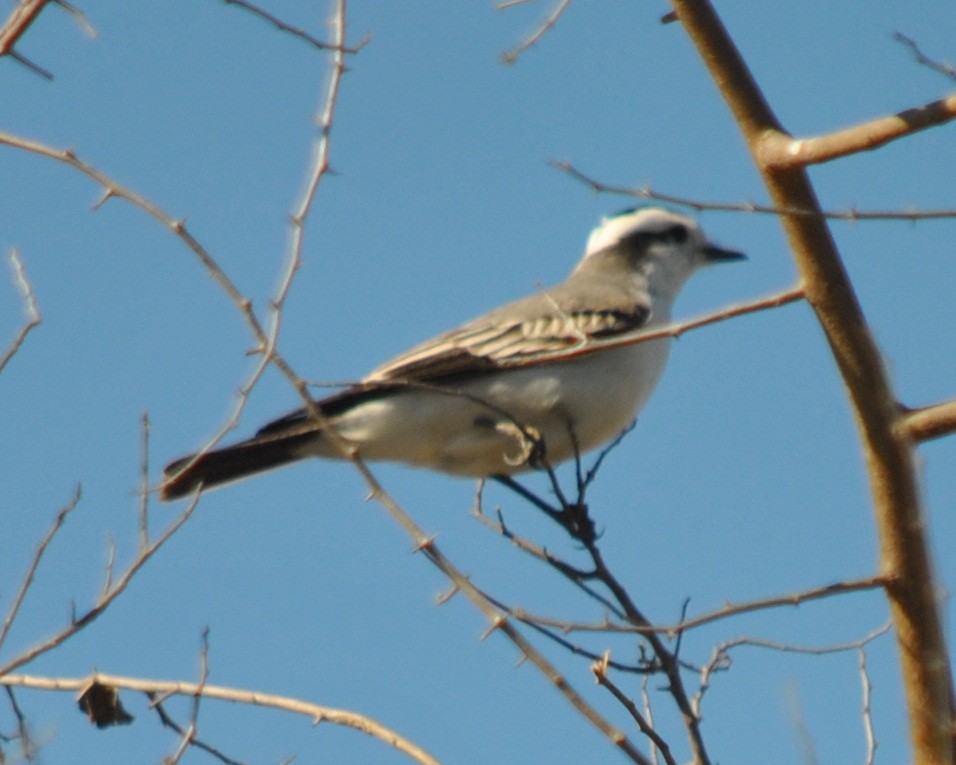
160 206 744 501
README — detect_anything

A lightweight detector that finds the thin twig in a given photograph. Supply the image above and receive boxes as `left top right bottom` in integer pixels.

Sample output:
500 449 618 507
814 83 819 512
494 574 891 637
592 654 678 765
166 629 211 765
493 460 710 763
553 161 956 221
693 622 892 718
859 648 877 765
54 1 96 38
641 677 659 765
351 459 652 764
480 592 649 674
0 492 201 679
139 412 151 549
219 0 367 53
0 485 81 654
1 250 42 375
893 32 956 83
3 686 37 761
500 0 573 65
148 693 244 765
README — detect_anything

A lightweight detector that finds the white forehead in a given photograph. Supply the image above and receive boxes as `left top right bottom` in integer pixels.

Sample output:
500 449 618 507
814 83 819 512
584 207 699 258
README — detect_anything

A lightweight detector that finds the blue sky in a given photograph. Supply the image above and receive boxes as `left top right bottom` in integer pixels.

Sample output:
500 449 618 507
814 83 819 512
1 2 954 763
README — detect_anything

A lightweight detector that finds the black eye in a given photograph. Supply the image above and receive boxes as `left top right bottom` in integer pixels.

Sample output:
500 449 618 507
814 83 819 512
662 224 688 243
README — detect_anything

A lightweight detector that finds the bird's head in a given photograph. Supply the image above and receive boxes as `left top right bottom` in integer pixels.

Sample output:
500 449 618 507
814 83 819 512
577 206 745 295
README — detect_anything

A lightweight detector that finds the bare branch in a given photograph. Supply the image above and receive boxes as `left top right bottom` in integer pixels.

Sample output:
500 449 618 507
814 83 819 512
4 671 438 765
672 2 954 758
757 92 956 169
898 399 956 443
500 0 572 65
661 575 890 636
166 629 211 765
500 574 890 637
1 250 42 375
0 129 326 492
0 493 200 679
54 1 96 39
0 485 81 655
7 47 52 78
148 693 244 765
553 161 956 221
592 654 678 765
893 32 956 83
351 461 652 764
693 623 892 719
219 0 367 53
3 686 37 761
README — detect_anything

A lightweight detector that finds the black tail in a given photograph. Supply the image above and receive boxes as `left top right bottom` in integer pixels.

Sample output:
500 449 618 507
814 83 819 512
159 432 316 501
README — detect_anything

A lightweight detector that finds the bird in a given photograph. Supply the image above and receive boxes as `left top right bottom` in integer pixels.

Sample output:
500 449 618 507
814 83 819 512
159 206 744 501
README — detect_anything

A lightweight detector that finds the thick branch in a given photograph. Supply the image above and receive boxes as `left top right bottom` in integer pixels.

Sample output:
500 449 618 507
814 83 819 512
672 2 954 761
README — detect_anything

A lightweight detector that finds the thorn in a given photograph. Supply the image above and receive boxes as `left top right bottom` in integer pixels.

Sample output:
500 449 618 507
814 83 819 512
92 188 116 210
479 615 506 642
435 584 459 605
413 535 436 553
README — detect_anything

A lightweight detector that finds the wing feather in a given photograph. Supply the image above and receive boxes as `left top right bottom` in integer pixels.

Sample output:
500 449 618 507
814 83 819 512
366 304 651 384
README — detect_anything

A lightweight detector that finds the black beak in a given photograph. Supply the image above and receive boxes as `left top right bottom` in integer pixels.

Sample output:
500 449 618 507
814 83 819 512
703 243 747 263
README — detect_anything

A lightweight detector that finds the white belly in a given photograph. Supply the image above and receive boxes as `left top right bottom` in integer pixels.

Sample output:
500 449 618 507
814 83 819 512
305 339 670 476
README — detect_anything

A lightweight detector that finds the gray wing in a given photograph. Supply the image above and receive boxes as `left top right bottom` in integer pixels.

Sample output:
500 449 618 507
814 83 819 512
366 287 651 384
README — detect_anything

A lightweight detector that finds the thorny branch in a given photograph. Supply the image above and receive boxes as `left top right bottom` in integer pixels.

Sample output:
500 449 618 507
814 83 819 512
554 161 956 221
491 465 712 764
487 574 891 637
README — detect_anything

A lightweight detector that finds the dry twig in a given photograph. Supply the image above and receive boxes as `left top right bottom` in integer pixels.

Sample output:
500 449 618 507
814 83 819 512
554 161 956 222
0 250 42 375
500 0 573 64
